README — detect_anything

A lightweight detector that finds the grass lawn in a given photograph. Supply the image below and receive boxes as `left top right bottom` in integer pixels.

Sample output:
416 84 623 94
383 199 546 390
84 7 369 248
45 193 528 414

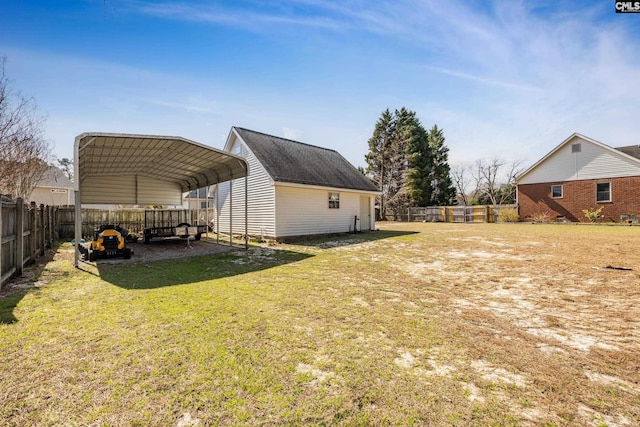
1 222 639 426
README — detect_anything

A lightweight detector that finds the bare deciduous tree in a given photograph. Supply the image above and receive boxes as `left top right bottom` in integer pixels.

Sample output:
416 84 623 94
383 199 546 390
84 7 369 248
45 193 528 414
0 57 50 200
452 157 524 205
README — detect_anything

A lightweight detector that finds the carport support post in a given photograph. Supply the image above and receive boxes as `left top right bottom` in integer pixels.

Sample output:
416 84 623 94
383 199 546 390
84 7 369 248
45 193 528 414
229 179 233 247
215 184 219 244
74 191 81 267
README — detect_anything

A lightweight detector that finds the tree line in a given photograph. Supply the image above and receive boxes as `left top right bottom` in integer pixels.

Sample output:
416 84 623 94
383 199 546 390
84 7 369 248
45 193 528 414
364 108 523 220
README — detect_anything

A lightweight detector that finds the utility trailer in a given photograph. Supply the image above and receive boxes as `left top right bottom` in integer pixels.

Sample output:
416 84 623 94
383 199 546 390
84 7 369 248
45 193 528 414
143 209 207 244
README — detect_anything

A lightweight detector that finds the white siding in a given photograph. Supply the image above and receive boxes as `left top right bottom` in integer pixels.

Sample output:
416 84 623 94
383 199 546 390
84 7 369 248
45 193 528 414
216 136 276 238
275 186 362 237
30 187 74 206
519 137 640 184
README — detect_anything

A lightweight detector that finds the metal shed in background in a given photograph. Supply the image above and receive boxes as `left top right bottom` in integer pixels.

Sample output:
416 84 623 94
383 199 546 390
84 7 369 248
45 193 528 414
73 132 249 266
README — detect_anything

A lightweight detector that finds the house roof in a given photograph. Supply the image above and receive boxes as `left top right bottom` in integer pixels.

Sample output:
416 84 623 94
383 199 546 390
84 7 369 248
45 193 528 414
233 127 379 192
615 145 640 160
39 166 73 188
516 133 640 183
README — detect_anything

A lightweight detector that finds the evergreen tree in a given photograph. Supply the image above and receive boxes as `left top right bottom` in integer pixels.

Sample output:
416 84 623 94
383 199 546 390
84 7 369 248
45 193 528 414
405 116 432 207
426 125 456 205
365 109 395 220
365 108 457 218
386 107 417 214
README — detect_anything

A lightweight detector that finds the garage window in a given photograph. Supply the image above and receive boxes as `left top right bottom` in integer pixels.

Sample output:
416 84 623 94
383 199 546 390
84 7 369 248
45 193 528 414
329 192 340 209
596 182 611 202
551 185 563 199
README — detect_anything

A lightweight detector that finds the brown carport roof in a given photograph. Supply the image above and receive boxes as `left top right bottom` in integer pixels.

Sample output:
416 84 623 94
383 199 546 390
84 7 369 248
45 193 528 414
73 132 249 266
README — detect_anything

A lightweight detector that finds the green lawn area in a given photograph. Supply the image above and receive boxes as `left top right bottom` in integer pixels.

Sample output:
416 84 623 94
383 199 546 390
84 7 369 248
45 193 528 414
1 223 639 426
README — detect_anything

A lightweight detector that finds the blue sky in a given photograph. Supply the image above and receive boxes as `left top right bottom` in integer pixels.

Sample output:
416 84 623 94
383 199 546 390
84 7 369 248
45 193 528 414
2 0 640 170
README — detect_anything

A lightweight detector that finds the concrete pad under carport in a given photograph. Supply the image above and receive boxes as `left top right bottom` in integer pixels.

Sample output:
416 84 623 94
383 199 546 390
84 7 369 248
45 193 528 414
89 236 237 264
73 132 250 267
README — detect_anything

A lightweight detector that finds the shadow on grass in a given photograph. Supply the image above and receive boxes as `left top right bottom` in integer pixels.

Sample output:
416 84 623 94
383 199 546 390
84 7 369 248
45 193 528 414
280 229 419 248
91 229 415 290
96 247 314 290
0 243 59 324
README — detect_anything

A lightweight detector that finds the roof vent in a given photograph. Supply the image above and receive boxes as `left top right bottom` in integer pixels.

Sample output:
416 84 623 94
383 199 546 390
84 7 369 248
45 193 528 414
571 143 581 153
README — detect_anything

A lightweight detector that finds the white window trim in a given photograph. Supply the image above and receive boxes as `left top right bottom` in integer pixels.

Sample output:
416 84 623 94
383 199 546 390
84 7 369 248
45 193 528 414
551 184 563 199
596 182 611 203
328 192 340 209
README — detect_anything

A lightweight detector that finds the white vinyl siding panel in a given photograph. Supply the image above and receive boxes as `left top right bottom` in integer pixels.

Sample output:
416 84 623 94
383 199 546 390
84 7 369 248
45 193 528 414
519 137 640 184
274 186 361 237
216 138 276 237
29 187 74 206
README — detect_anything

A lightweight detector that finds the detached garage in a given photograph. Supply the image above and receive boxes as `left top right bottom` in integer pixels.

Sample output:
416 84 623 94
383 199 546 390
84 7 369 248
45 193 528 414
214 127 380 239
73 132 248 266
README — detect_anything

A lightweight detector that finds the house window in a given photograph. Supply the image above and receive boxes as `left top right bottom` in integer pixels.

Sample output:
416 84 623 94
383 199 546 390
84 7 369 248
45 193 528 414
571 143 581 153
596 182 611 202
329 192 340 209
551 185 563 198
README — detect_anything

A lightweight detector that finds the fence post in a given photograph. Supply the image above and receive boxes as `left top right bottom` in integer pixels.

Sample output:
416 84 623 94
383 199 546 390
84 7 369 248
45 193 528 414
39 204 45 256
47 206 53 247
408 208 412 222
16 199 24 277
30 202 37 262
53 207 59 241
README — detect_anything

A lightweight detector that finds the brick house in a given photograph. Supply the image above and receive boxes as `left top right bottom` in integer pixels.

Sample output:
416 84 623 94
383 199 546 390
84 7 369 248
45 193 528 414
516 133 640 223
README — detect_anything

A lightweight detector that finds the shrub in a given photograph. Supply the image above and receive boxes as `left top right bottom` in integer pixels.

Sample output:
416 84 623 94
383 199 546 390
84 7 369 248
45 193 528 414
529 211 552 223
582 207 603 223
497 207 520 223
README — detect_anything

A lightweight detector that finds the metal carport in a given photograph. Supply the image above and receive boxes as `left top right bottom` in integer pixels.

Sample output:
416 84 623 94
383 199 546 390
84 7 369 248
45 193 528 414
73 132 249 267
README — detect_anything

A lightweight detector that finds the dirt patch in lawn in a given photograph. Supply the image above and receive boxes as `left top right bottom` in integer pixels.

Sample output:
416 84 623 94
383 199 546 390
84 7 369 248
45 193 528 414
376 222 640 426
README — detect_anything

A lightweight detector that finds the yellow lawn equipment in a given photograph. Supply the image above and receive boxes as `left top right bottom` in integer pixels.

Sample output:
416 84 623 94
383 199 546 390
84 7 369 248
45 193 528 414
88 225 132 261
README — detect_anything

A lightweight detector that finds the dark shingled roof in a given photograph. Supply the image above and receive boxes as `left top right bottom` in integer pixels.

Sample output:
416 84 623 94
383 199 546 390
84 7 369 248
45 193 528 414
39 166 73 188
615 145 640 160
234 127 378 192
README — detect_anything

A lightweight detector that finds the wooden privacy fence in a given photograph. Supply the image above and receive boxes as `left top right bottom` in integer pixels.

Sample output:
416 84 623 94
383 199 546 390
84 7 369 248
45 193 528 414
1 204 215 288
386 205 517 223
1 199 58 289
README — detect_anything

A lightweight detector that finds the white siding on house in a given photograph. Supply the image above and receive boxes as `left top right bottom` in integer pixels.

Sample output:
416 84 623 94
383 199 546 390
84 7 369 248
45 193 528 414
30 187 74 206
275 185 362 237
519 136 640 184
216 135 276 237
